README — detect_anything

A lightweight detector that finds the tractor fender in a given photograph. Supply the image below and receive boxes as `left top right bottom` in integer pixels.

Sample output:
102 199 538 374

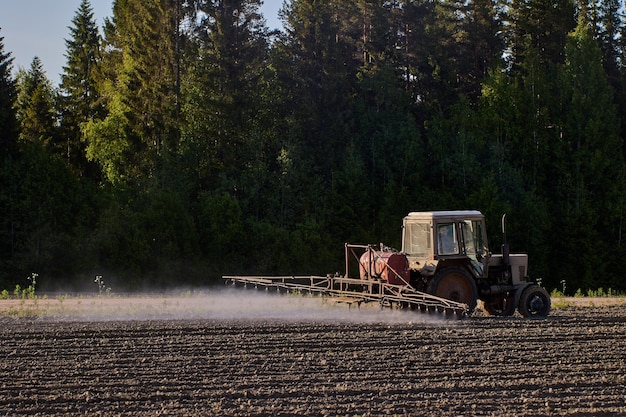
513 282 535 307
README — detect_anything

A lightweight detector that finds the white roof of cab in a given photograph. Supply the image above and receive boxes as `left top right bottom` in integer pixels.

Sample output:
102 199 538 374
405 210 484 220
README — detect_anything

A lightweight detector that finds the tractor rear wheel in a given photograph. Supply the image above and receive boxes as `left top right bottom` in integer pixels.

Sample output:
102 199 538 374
427 267 478 313
517 285 551 318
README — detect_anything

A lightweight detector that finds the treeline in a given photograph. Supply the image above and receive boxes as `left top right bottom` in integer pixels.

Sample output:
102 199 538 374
1 0 625 293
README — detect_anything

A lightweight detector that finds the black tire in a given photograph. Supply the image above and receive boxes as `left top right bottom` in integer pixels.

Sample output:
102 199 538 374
427 267 478 313
517 285 551 318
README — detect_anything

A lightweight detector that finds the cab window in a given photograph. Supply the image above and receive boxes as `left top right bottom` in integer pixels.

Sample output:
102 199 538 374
437 223 458 255
404 222 431 257
460 220 485 258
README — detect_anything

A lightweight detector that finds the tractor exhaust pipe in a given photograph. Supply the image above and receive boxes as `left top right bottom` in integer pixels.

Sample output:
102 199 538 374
501 214 510 267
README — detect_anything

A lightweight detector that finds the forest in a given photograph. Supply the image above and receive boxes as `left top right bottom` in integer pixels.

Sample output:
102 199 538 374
1 0 626 293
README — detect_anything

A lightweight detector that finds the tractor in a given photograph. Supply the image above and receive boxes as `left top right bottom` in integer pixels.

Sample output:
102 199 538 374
399 210 550 317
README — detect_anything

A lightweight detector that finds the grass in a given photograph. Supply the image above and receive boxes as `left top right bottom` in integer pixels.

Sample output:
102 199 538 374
551 298 573 309
549 286 626 309
551 286 626 299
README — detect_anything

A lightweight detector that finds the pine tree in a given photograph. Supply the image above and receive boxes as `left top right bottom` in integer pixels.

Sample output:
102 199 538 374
594 0 621 82
507 0 576 71
402 0 506 111
461 0 506 99
395 0 431 98
59 0 102 176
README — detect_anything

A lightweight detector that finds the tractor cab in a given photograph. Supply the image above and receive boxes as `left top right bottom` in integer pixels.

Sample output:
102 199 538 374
402 210 489 279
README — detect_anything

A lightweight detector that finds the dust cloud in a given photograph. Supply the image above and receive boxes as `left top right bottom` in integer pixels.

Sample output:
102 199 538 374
26 288 448 324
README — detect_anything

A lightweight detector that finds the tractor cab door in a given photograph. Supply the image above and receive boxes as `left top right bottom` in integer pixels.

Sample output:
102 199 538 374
435 219 488 277
460 219 489 277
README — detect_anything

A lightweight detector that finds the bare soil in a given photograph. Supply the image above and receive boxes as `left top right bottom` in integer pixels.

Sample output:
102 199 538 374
0 294 624 416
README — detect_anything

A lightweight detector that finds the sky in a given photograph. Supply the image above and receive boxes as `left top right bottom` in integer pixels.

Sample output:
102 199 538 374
1 0 284 86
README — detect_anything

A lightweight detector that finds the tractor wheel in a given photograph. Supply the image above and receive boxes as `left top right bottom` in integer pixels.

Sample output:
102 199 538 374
483 296 516 316
427 267 478 313
517 285 551 318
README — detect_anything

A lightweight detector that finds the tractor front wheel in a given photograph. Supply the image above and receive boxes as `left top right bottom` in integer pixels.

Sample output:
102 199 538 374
427 267 478 313
517 285 551 318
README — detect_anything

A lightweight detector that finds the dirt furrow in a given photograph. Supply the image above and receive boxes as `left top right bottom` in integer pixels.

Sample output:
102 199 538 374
0 306 625 416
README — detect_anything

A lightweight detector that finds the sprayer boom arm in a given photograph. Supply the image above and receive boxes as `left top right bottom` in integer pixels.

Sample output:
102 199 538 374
223 274 468 317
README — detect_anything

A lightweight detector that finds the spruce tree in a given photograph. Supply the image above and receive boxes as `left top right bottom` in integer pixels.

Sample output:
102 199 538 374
0 29 18 157
113 0 182 155
0 30 19 287
277 0 358 178
16 57 58 148
85 0 184 185
183 0 269 190
59 0 101 176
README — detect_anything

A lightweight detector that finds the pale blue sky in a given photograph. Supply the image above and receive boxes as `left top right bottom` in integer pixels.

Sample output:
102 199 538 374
1 0 283 86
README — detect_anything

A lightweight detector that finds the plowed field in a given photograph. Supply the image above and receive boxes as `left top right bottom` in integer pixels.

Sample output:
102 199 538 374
0 292 624 416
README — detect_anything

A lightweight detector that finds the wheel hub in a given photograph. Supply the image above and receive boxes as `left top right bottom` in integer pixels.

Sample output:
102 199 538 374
529 295 545 312
449 290 461 302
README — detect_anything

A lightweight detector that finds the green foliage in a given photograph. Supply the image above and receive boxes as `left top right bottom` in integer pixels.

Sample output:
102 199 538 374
59 0 102 177
0 139 98 288
181 0 269 193
15 58 58 148
27 273 37 296
83 99 133 184
0 29 18 157
508 0 576 69
587 288 606 297
550 288 564 299
10 275 37 300
196 192 243 256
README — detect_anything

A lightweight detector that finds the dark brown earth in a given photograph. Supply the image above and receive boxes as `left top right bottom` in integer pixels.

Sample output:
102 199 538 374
0 295 625 416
